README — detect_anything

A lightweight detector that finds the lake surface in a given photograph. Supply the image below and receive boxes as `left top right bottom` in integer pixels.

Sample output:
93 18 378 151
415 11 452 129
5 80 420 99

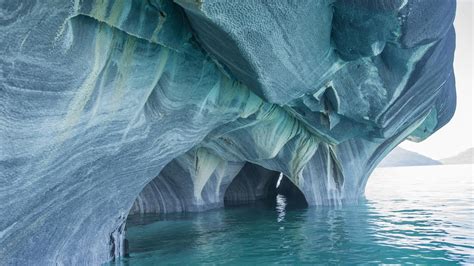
116 164 473 265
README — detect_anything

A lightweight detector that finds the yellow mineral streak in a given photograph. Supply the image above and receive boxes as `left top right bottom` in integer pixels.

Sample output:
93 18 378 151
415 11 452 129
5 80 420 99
60 23 113 141
150 15 167 44
193 148 222 202
108 1 127 26
120 47 170 141
289 135 319 185
90 0 108 21
110 35 137 112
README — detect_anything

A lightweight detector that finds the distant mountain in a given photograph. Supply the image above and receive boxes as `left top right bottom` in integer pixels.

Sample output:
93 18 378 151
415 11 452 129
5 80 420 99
378 147 441 167
440 148 474 165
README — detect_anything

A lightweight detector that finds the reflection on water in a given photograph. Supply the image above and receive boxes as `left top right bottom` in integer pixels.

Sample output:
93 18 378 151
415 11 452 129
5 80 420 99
116 164 474 265
275 194 286 223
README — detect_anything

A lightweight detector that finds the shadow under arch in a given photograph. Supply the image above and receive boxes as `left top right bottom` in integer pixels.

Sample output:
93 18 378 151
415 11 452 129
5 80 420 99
224 163 308 209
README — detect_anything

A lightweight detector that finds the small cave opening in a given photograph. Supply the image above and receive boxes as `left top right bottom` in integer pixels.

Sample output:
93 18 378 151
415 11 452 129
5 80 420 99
223 163 308 210
118 158 190 260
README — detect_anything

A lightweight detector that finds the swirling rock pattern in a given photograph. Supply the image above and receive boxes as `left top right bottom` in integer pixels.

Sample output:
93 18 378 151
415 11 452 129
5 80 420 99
0 0 456 264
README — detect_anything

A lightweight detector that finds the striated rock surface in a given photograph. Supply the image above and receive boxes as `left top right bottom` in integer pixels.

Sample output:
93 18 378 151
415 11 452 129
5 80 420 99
0 0 456 265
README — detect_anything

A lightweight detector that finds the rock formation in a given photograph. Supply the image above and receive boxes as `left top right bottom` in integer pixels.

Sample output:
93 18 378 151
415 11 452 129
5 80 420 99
0 0 456 264
378 147 441 167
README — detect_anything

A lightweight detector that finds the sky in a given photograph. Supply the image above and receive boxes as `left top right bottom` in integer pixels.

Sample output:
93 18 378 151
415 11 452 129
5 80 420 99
400 0 473 160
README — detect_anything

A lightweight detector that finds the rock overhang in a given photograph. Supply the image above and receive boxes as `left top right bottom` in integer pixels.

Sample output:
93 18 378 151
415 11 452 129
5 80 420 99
0 0 457 265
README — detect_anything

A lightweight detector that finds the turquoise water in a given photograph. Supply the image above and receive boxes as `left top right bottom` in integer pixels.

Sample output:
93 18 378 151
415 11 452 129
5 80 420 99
118 164 473 265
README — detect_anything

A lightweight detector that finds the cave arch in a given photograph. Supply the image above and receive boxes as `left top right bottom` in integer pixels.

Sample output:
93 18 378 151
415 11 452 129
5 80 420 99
128 160 309 216
224 163 308 208
123 160 308 258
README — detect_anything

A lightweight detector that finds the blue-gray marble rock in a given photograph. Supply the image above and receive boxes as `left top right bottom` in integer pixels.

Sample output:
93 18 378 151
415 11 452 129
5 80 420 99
0 0 456 265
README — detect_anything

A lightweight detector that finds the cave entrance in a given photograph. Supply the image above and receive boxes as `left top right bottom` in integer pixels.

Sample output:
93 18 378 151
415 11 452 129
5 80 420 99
121 162 308 260
223 163 308 210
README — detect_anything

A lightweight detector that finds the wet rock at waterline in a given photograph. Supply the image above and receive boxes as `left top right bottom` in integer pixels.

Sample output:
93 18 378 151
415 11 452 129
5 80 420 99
0 0 456 265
